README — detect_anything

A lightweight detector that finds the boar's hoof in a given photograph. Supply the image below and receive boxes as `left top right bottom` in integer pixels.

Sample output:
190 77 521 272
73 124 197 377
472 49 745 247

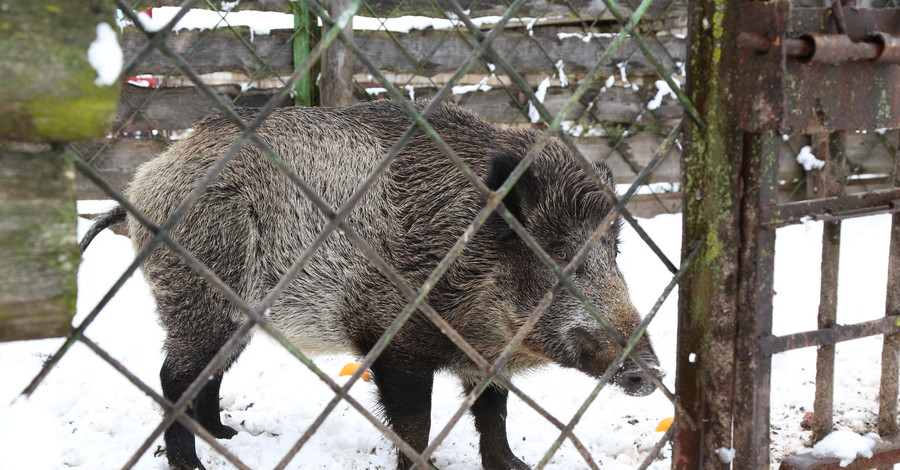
166 445 206 470
482 450 530 470
168 456 206 470
207 423 238 439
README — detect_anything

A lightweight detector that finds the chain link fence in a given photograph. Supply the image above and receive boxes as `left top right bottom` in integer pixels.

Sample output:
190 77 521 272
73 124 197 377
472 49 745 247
21 0 698 468
5 0 899 468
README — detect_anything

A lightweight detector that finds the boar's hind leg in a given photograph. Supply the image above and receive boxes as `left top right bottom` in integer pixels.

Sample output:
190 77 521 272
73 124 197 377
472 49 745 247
466 382 530 470
371 360 436 470
194 372 238 439
160 325 249 470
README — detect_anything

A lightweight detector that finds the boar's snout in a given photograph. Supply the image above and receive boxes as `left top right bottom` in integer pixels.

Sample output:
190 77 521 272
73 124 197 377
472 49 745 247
611 350 662 397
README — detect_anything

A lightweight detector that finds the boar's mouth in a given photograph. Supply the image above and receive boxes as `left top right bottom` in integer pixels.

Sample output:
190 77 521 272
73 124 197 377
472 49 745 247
611 350 662 397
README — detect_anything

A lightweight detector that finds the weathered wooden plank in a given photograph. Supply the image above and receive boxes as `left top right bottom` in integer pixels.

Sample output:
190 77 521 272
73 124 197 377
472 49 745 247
0 144 79 342
120 25 686 78
136 0 688 20
120 27 295 76
114 84 293 133
72 128 683 197
350 26 684 78
71 139 168 201
112 82 682 130
93 106 896 191
420 86 684 126
0 0 120 141
110 81 895 177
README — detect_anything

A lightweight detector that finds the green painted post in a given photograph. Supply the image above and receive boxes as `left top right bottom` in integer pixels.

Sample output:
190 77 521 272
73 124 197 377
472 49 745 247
0 0 120 341
672 0 744 466
291 0 320 107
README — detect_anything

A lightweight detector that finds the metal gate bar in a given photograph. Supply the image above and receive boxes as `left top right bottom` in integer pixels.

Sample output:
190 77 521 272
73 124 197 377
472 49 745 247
877 151 900 469
811 131 845 443
734 130 780 470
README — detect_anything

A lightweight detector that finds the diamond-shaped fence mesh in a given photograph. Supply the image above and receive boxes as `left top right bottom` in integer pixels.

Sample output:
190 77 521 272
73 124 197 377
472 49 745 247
8 0 899 468
20 1 698 468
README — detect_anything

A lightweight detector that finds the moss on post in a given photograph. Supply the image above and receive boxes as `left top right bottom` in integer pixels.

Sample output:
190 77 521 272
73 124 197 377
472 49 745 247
672 0 743 466
0 1 120 142
0 0 120 341
0 144 80 341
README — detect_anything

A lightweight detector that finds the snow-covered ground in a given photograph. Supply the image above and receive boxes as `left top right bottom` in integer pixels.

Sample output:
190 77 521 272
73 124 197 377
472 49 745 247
1 211 893 469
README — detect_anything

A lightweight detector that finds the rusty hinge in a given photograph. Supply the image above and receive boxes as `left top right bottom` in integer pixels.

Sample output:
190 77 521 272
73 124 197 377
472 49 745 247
735 2 900 134
738 31 900 64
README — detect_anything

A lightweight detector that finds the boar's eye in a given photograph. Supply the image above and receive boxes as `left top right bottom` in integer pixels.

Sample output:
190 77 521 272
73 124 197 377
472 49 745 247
552 249 572 264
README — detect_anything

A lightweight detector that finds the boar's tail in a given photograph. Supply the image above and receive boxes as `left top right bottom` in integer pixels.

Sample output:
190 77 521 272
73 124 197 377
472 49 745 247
80 205 127 253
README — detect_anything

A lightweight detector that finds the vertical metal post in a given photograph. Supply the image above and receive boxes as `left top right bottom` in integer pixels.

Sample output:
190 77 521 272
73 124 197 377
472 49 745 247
320 0 354 107
673 0 742 465
292 0 319 106
812 131 846 443
878 135 900 447
733 131 778 470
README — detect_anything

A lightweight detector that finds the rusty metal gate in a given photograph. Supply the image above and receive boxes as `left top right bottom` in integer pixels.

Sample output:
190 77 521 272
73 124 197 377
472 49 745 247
674 0 900 468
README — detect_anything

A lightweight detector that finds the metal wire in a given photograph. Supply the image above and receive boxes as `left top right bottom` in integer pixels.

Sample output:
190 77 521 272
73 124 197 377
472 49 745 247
19 0 714 468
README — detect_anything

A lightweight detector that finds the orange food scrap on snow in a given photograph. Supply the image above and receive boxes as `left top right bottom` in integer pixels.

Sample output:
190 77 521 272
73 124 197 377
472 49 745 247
655 417 674 432
339 363 372 382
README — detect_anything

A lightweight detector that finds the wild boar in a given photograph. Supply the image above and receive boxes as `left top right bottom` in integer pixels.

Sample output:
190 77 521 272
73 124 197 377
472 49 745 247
81 99 661 470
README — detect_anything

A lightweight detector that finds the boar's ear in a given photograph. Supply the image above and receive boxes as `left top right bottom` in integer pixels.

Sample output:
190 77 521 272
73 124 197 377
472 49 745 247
592 160 615 187
484 152 539 240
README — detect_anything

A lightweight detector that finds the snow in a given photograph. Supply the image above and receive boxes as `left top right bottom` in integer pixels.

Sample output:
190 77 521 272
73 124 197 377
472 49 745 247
647 80 675 111
810 431 880 467
87 23 123 87
119 7 553 35
527 77 551 123
714 447 735 464
557 32 616 43
554 60 568 87
796 145 826 171
128 7 293 35
364 87 388 96
0 398 64 468
847 173 891 181
0 210 893 469
77 199 120 215
616 62 639 92
616 182 680 196
451 78 492 95
403 85 415 101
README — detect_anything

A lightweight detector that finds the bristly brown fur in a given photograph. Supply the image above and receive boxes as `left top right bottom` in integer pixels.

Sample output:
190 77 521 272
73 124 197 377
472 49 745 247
85 99 661 470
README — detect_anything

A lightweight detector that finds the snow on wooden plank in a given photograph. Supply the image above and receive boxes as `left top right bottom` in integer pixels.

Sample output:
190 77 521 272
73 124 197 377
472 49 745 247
135 0 687 20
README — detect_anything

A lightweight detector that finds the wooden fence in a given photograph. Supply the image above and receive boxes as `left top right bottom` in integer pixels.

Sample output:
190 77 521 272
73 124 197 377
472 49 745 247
73 0 898 218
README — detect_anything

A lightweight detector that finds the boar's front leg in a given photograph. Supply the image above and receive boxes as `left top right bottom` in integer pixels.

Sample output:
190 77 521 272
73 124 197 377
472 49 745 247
466 382 530 470
371 358 436 470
